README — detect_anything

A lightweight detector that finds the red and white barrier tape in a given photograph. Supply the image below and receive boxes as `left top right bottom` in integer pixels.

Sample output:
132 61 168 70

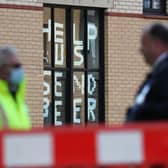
0 124 168 167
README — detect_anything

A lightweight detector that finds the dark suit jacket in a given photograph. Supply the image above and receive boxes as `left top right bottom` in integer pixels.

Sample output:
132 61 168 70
126 54 168 122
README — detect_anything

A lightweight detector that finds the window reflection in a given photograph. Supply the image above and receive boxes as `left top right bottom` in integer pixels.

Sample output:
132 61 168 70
54 72 66 125
43 7 104 125
87 10 99 69
43 7 51 66
144 0 162 10
43 71 52 125
88 72 99 123
73 10 84 68
73 72 85 124
152 0 161 9
54 8 66 68
144 0 151 8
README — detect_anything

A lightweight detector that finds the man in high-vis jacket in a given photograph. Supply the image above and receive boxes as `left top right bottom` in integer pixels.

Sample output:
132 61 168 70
0 46 31 129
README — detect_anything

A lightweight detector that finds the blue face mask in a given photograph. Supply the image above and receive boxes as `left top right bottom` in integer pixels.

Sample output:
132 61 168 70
10 68 24 85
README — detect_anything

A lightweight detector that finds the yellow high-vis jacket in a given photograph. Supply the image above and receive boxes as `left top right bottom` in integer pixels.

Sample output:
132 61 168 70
0 79 31 130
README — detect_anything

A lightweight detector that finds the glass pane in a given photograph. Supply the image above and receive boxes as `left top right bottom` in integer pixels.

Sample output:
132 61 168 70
54 71 66 125
43 70 52 125
54 8 66 68
73 72 85 124
152 0 161 9
73 10 84 68
88 72 99 123
87 10 99 69
43 7 51 66
144 0 151 8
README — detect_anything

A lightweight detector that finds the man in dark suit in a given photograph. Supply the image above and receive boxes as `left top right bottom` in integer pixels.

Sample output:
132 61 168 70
126 23 168 122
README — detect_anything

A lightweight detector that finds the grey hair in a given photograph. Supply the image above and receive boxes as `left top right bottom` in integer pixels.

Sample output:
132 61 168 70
0 46 17 66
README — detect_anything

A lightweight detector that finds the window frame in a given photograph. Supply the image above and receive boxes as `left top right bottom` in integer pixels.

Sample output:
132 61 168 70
143 0 166 15
43 4 105 125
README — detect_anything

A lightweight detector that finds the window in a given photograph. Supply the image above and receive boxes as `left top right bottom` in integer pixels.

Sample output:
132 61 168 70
43 5 105 126
143 0 166 15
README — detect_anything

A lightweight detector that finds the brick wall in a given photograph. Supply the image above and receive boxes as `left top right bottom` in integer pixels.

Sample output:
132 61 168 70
0 0 168 127
0 7 43 127
0 0 42 6
105 15 168 124
109 0 142 14
38 0 113 8
108 0 168 15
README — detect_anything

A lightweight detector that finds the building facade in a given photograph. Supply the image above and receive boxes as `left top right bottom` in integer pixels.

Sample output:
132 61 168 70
0 0 167 126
